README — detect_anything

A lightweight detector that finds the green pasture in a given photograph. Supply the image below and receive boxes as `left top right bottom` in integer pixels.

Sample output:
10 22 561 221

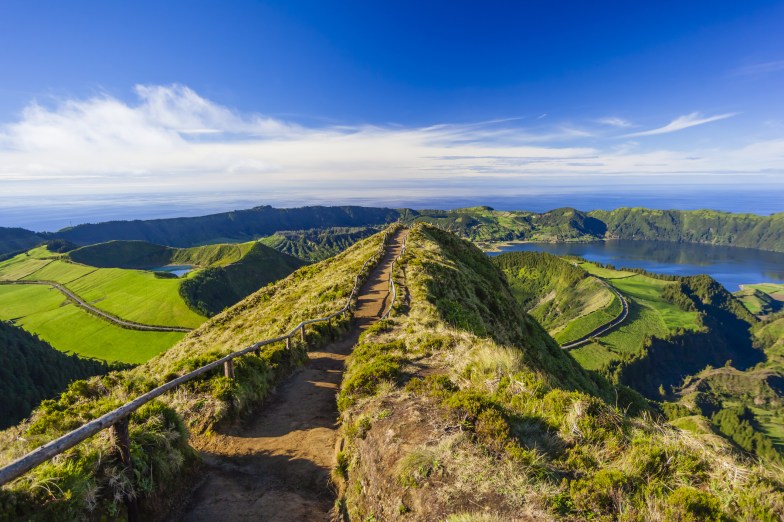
0 249 206 328
567 262 701 370
0 285 183 363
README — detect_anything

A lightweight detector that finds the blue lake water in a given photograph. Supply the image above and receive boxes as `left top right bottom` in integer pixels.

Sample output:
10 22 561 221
486 240 784 292
151 265 194 277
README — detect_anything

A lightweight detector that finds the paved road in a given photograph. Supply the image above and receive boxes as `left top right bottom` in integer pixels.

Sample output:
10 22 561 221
0 279 192 333
560 279 629 350
172 228 408 522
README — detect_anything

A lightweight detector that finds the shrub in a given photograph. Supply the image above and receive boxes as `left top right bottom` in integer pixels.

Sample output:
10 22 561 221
665 486 727 522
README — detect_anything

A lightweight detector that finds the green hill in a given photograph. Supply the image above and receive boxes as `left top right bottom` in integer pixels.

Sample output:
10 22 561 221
179 242 307 316
493 251 620 344
591 208 784 252
333 224 784 520
52 205 401 248
0 229 388 519
0 321 112 429
259 226 379 262
1 226 783 520
0 228 45 259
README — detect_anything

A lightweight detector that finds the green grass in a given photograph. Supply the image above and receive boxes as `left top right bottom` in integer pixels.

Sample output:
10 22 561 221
565 263 702 371
570 342 616 370
553 293 622 344
24 258 97 283
65 267 205 327
0 285 183 363
742 283 784 300
577 262 634 279
0 256 52 280
0 251 206 328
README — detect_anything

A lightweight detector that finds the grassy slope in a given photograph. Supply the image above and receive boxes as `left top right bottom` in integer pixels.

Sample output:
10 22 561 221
53 205 400 247
0 321 111 429
178 242 307 317
0 229 389 519
493 251 619 345
0 247 205 328
590 207 784 253
0 285 184 363
335 224 784 521
736 283 784 315
259 226 379 262
69 240 256 269
572 263 700 369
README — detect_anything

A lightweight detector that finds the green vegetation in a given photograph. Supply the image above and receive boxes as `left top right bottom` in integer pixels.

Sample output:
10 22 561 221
409 206 607 244
0 246 206 328
0 227 44 259
0 285 185 363
0 321 114 429
0 229 390 519
68 239 255 269
259 226 379 262
591 207 784 253
667 365 784 464
52 205 400 248
492 251 620 344
736 283 784 315
179 242 306 316
335 224 784 521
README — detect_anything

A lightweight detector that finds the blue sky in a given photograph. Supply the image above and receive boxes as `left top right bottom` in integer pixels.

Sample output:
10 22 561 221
0 0 783 228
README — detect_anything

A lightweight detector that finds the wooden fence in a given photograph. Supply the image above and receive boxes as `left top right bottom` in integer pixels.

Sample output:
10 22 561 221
0 226 401 513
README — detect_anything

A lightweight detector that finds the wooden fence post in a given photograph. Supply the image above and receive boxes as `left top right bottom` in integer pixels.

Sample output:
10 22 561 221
224 359 235 379
113 417 139 522
300 325 306 343
286 337 291 350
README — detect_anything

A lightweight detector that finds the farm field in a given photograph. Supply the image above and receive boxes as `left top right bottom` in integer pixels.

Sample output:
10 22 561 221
0 247 206 328
736 283 784 315
571 262 701 369
0 285 184 363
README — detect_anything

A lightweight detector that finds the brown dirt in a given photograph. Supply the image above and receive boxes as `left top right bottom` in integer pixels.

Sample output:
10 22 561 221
172 229 408 522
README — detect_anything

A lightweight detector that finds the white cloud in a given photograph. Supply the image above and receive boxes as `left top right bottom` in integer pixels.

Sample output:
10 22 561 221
598 117 633 128
732 60 784 77
623 112 737 138
0 86 779 202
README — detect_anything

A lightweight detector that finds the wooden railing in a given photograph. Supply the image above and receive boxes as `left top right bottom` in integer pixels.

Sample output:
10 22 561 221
381 231 407 320
0 227 397 497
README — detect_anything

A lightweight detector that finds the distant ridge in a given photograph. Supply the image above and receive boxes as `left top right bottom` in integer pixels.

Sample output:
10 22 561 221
2 205 784 257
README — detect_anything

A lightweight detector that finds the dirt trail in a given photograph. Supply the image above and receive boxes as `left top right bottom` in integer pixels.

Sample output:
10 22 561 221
173 229 408 522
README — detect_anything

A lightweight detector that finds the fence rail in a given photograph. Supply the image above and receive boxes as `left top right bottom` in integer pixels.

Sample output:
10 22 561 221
381 231 407 320
0 227 399 492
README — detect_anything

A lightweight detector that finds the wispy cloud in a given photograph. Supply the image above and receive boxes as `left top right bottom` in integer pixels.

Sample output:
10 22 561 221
0 85 779 202
732 60 784 77
622 112 737 138
598 117 633 128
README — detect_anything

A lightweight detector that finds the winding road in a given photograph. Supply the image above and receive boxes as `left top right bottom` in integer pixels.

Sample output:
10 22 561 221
0 280 193 333
560 279 629 350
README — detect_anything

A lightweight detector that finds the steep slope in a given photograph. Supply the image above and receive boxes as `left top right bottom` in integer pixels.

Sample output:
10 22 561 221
493 251 620 344
591 208 784 252
0 321 113 429
334 224 784 521
408 206 606 243
260 226 379 262
68 240 256 269
0 228 45 258
0 229 390 520
178 242 307 316
52 205 401 247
